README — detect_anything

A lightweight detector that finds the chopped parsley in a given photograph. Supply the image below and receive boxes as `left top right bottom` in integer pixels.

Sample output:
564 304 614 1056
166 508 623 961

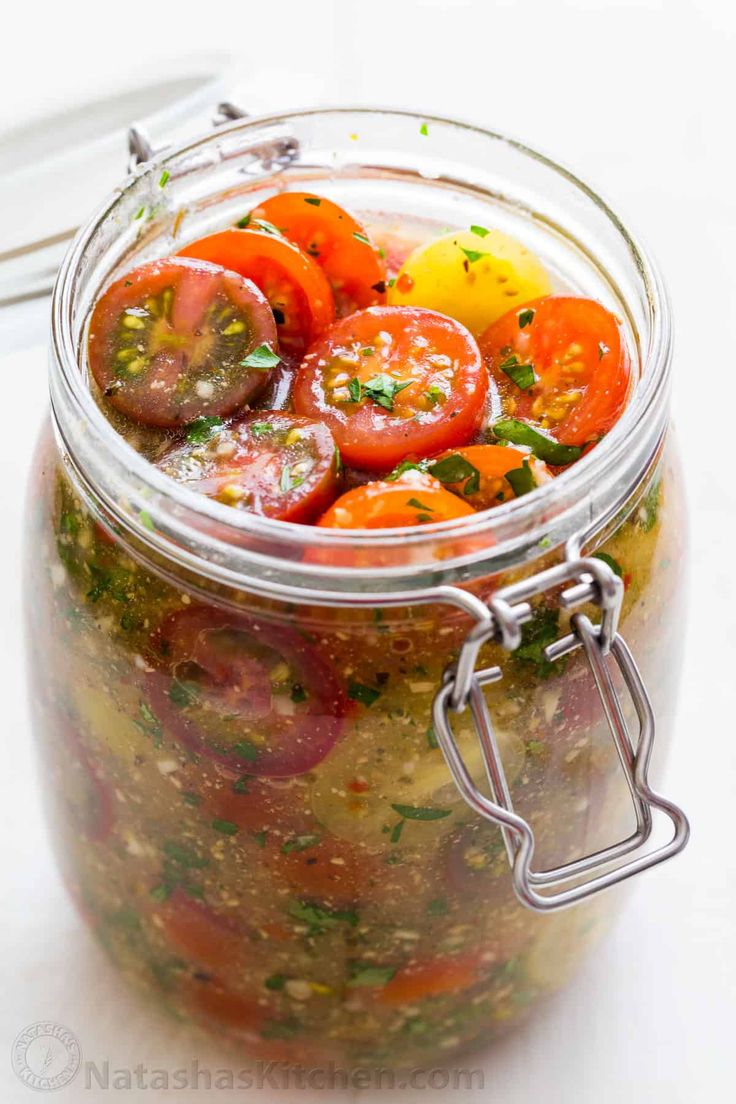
460 248 486 264
186 415 223 444
406 497 433 511
593 551 623 578
304 196 321 206
348 681 381 707
158 170 170 188
231 739 259 761
518 308 536 329
419 122 429 136
425 384 445 405
347 965 396 988
352 231 371 246
390 803 452 821
470 225 490 238
513 606 561 679
265 973 287 990
211 818 239 836
290 683 307 703
362 374 413 411
241 344 280 370
288 900 358 935
168 679 200 708
250 421 274 437
348 377 362 402
281 834 321 854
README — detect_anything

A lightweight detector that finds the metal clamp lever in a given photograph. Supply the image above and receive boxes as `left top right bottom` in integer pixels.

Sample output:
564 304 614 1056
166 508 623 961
432 554 690 912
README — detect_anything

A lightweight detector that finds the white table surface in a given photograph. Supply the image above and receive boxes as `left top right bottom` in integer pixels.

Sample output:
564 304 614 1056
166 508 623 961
2 1 735 1100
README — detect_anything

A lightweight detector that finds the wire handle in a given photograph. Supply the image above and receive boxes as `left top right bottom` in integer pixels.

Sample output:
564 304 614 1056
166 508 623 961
433 553 689 912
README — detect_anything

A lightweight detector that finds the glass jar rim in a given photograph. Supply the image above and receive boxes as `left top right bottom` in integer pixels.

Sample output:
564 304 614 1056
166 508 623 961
49 106 672 598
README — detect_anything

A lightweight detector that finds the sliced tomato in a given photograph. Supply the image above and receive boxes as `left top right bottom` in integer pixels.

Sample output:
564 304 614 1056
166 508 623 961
430 444 552 510
88 257 278 428
147 605 346 776
317 470 476 529
479 296 632 447
154 890 246 975
266 834 376 907
204 774 312 835
183 979 266 1036
157 412 340 523
377 951 485 1005
249 192 387 314
64 738 114 843
293 306 488 470
179 229 334 355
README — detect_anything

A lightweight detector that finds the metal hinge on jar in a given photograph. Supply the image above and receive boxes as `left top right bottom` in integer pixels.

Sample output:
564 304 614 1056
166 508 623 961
432 545 690 913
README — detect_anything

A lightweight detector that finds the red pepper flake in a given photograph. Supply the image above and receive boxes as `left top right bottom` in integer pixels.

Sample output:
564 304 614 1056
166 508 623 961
348 778 370 794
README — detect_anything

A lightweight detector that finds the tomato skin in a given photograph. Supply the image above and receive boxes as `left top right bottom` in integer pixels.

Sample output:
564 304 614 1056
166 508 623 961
266 834 376 908
251 192 387 314
377 951 485 1005
179 229 335 354
154 890 246 975
479 296 631 447
157 412 340 523
317 471 477 529
293 306 488 470
88 257 278 428
434 444 552 510
147 605 347 777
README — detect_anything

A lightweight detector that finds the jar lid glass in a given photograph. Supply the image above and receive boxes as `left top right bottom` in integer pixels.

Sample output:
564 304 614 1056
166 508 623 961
0 54 234 307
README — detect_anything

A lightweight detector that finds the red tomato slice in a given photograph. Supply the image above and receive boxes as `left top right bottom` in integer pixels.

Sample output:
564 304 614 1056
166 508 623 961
88 258 278 428
155 890 246 975
147 605 347 776
431 444 552 510
377 951 486 1005
266 834 376 908
479 296 632 447
157 412 340 523
317 470 476 529
249 192 387 314
183 980 266 1036
293 306 488 470
179 229 335 355
64 736 114 843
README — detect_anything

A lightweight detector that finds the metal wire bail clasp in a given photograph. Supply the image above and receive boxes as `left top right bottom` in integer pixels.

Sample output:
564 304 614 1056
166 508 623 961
433 551 690 912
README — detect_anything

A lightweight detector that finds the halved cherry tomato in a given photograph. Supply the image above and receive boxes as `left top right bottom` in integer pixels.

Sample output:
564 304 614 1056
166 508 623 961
154 890 246 975
431 445 552 510
88 258 278 428
317 470 476 529
179 229 335 355
249 192 387 314
377 951 485 1005
147 605 347 776
156 412 340 523
479 296 631 447
204 774 312 836
266 834 376 907
293 306 488 470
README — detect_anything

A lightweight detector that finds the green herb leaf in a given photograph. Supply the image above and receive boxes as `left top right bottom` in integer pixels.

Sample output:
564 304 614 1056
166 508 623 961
149 884 171 902
470 225 490 238
251 218 282 237
251 830 267 848
288 900 358 934
250 421 274 437
138 510 155 532
281 834 320 854
499 354 536 391
464 469 481 495
347 965 397 988
211 818 239 836
406 497 433 511
518 308 535 329
304 196 321 206
513 606 560 679
390 803 451 821
506 458 537 498
186 415 224 443
158 170 170 188
182 791 201 807
390 820 405 844
265 973 287 990
352 231 371 245
428 454 479 485
290 683 308 703
163 841 208 869
491 419 583 465
169 679 200 708
385 458 431 481
419 122 429 136
363 374 413 411
134 206 146 220
236 214 251 228
348 377 362 403
231 740 259 761
241 344 280 370
593 551 623 577
426 725 439 749
232 775 251 794
425 384 445 405
348 681 381 707
460 248 486 264
427 897 448 915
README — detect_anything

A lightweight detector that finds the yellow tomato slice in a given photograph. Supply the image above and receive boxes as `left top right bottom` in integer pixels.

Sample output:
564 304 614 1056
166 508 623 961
388 228 551 336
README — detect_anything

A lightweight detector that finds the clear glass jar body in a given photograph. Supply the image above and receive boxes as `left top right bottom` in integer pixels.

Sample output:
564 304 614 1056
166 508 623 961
24 110 685 1066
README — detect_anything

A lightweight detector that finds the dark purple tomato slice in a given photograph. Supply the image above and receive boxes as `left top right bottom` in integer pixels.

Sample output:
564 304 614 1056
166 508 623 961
157 411 340 523
87 257 278 428
147 605 347 776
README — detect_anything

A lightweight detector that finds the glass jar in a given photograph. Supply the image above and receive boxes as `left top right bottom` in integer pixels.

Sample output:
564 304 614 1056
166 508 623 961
25 108 688 1067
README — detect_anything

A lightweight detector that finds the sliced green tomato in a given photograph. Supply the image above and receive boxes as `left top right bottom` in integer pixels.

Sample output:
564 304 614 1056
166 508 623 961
388 228 552 337
310 706 524 849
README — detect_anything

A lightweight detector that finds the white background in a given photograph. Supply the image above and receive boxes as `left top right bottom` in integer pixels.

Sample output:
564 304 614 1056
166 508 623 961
1 0 734 1100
